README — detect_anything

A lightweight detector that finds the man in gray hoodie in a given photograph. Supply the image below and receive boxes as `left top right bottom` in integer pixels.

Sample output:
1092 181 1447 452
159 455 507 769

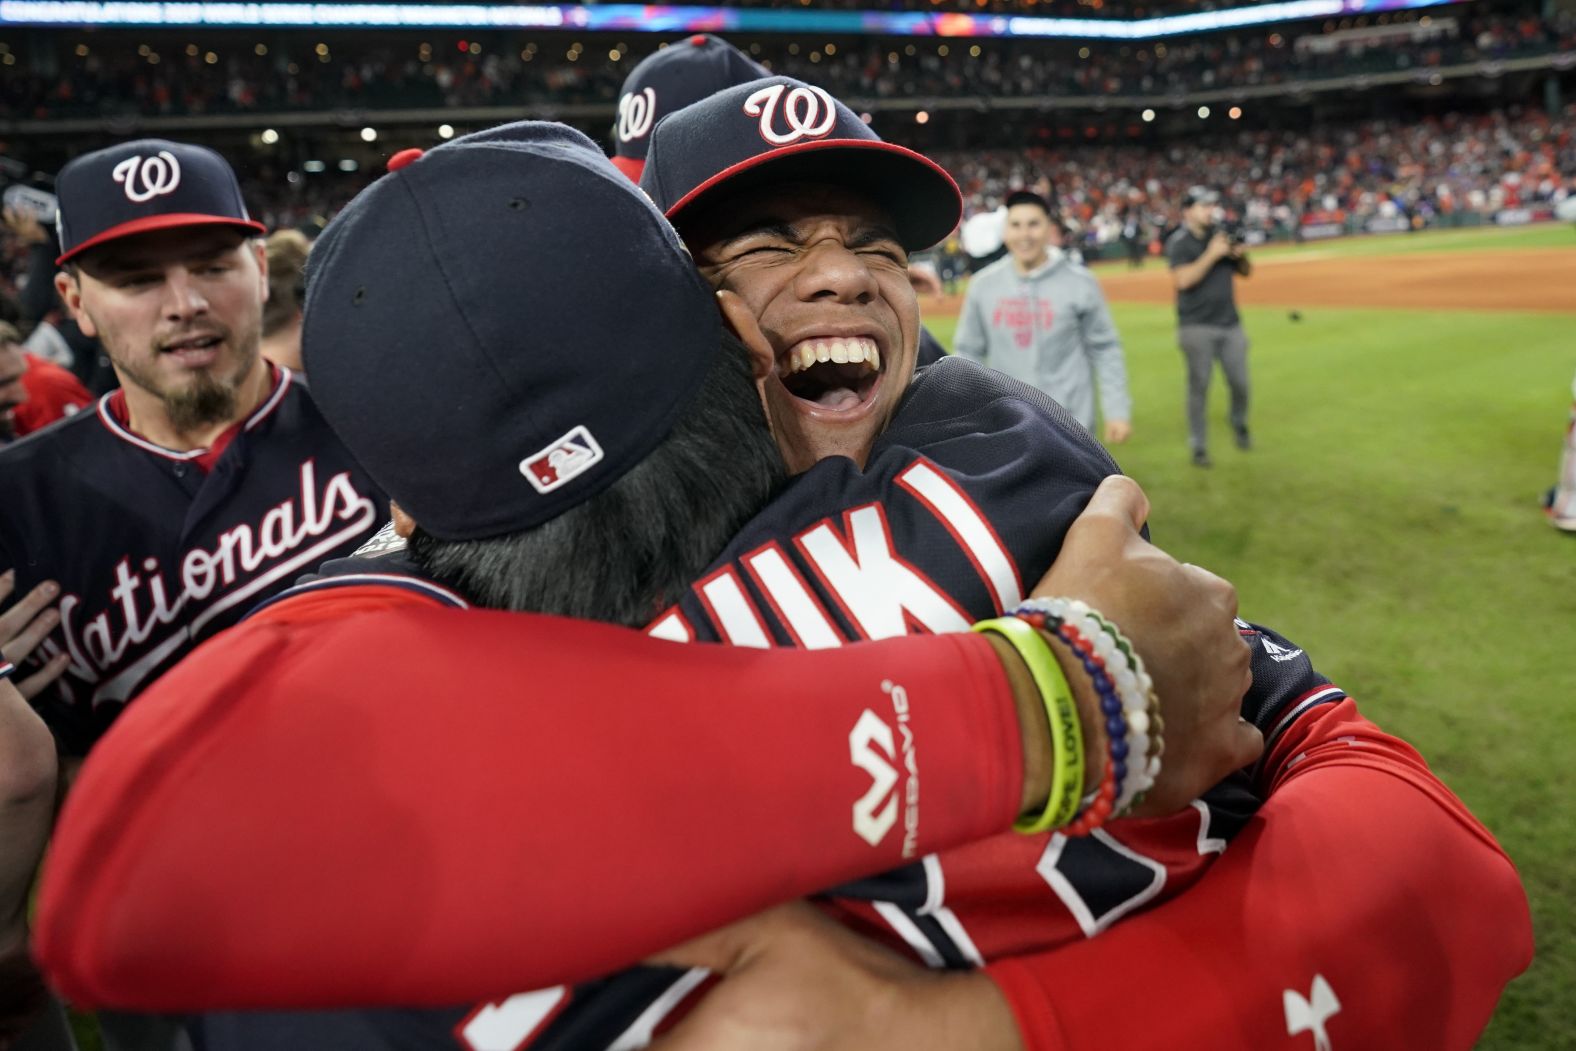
953 190 1132 444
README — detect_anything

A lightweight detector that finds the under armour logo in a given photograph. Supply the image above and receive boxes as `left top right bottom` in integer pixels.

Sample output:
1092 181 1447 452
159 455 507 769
849 709 899 847
113 151 182 204
1284 974 1341 1051
616 87 657 143
744 83 837 146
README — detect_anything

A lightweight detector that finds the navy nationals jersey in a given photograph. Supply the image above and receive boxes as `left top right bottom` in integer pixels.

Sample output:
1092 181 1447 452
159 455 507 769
0 367 385 753
190 358 1347 1051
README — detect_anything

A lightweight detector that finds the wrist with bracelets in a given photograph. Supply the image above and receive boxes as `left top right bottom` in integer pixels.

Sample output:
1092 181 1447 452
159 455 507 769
974 598 1164 837
0 659 15 684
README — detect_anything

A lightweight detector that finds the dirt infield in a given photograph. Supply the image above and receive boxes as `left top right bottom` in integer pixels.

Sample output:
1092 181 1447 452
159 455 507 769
928 244 1576 314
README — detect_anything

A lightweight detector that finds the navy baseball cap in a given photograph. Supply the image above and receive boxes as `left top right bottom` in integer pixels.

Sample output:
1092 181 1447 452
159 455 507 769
640 76 961 252
302 122 722 542
611 34 769 182
55 139 265 265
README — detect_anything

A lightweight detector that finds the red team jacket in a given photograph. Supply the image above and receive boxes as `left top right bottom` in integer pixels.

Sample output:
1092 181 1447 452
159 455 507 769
37 361 1531 1049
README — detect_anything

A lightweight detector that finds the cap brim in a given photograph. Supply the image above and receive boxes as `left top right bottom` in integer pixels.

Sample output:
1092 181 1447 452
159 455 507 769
610 155 646 183
665 139 962 252
57 213 267 266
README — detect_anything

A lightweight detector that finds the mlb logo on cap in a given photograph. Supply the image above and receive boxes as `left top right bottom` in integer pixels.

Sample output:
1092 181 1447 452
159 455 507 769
54 139 265 265
520 426 606 494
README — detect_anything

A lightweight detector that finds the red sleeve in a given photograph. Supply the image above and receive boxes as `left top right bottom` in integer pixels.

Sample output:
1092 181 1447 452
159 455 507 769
986 698 1532 1050
35 589 1025 1012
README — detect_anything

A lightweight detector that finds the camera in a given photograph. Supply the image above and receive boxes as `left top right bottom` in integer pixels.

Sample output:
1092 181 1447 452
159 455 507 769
3 183 59 225
1 156 59 226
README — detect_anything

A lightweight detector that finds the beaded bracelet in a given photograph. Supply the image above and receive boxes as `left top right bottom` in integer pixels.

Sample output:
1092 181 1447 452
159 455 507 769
971 616 1086 833
1012 598 1164 821
1028 613 1125 835
1022 598 1157 815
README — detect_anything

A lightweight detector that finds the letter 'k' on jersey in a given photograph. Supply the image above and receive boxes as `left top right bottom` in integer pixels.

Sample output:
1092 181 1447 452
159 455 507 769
0 367 385 754
190 358 1352 1051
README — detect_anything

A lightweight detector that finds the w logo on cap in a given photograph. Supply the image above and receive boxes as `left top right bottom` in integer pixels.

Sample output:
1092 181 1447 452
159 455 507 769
744 83 837 146
520 425 605 494
112 151 182 204
617 88 658 143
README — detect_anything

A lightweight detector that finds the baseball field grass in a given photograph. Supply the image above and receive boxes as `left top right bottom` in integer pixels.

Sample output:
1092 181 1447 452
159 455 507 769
925 224 1575 1048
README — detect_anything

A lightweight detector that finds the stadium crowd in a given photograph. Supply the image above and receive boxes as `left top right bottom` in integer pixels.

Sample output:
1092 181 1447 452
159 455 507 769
937 104 1576 250
4 5 1572 121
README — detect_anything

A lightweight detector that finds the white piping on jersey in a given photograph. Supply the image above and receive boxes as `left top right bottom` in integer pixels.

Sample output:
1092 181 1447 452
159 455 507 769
245 573 471 620
918 854 946 916
1253 685 1347 782
895 462 1023 615
1035 829 1167 939
930 905 985 967
93 367 292 461
1191 799 1228 856
605 968 712 1051
873 901 946 968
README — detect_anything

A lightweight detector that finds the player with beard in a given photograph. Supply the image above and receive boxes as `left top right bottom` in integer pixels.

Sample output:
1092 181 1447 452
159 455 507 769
0 140 385 1047
36 118 1528 1050
0 139 385 754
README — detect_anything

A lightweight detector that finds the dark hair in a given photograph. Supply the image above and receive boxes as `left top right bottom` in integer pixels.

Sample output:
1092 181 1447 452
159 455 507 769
406 329 785 627
1005 190 1053 217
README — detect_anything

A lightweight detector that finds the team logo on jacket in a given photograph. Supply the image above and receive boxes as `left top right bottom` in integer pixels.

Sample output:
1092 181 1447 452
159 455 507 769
113 151 182 203
744 83 837 146
520 425 604 494
617 88 657 142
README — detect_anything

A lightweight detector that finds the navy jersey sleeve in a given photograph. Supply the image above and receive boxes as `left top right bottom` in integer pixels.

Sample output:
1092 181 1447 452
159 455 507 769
915 325 948 369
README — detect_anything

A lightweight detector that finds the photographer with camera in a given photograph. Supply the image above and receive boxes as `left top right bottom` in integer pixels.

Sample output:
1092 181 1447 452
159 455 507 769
1166 186 1252 468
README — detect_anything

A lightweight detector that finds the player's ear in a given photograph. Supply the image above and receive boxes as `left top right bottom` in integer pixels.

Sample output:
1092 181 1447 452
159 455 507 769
54 270 93 336
715 290 774 385
390 501 418 539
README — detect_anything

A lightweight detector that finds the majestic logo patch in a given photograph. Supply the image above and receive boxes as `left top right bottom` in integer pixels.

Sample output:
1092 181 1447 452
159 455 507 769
617 87 657 142
744 83 837 146
520 425 604 494
1284 974 1341 1051
113 151 182 203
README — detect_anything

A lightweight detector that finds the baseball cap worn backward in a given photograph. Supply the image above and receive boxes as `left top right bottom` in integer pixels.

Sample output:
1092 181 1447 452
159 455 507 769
611 34 769 180
640 76 962 252
301 121 722 542
55 139 266 265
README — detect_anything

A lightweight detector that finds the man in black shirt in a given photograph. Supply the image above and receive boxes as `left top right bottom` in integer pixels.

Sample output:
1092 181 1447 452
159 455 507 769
1164 187 1252 468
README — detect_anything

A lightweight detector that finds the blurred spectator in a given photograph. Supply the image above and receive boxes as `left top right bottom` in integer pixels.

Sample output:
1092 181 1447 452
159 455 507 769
4 5 1570 123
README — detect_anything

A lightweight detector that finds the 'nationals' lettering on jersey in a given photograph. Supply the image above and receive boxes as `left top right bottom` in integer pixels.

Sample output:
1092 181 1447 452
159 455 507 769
61 460 378 704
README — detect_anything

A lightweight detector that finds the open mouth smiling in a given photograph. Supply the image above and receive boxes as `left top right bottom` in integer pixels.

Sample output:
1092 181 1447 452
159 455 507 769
777 335 883 412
